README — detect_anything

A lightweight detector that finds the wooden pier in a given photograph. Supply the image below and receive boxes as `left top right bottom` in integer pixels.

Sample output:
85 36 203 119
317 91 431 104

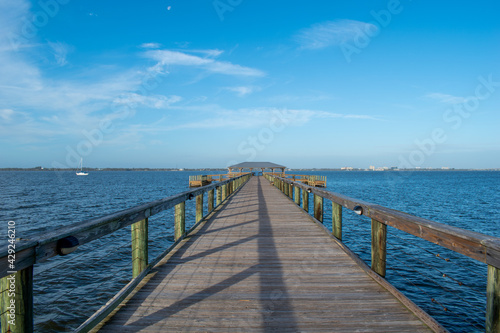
95 177 438 332
2 171 500 333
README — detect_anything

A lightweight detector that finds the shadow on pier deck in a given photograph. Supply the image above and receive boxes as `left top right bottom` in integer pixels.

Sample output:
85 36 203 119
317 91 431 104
96 177 437 332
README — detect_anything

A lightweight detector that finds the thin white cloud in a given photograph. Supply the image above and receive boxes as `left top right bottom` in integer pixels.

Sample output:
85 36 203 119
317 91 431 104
147 50 210 66
140 42 161 49
113 93 182 109
208 61 263 76
268 93 334 103
225 86 260 97
0 108 15 121
294 19 377 50
145 49 265 77
137 107 378 132
426 92 469 104
48 41 71 66
189 49 224 57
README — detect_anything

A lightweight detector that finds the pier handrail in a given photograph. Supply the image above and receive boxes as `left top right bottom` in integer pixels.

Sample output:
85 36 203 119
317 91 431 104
0 173 252 332
266 174 500 332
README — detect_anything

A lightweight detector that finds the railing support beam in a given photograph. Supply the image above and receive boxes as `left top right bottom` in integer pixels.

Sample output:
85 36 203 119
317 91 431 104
302 190 309 213
294 186 300 205
314 194 323 223
208 189 214 213
216 186 221 206
0 266 33 333
487 265 500 333
222 184 227 201
332 202 342 241
131 218 148 278
196 194 203 223
371 219 387 277
174 202 185 241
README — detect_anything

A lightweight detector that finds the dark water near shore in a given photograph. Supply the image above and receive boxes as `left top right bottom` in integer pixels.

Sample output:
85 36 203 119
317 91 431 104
1 170 499 332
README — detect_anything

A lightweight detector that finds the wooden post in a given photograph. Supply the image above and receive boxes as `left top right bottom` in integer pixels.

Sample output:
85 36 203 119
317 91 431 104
487 265 500 333
216 186 221 206
131 218 148 278
222 184 227 201
332 202 342 241
208 189 214 212
284 181 289 196
302 190 309 213
174 202 185 241
0 267 33 333
371 219 387 277
288 184 293 199
196 193 203 223
294 186 300 205
314 194 323 223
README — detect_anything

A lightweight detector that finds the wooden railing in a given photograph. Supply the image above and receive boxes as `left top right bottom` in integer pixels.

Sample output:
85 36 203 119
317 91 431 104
263 173 327 187
189 172 250 187
265 174 500 333
0 173 252 333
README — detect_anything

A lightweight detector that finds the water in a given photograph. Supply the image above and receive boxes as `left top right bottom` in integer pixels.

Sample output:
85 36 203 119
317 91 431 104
1 170 499 332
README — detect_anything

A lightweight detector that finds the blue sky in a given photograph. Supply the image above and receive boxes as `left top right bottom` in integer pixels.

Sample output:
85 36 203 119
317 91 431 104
0 0 499 169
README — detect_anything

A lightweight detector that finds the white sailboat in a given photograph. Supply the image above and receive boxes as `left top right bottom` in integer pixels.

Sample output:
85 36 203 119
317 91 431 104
76 158 88 176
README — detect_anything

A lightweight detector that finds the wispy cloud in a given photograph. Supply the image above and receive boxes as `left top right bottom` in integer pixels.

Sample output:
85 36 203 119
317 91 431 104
48 41 71 66
144 49 265 77
294 19 377 50
137 107 378 132
113 93 182 109
268 93 334 103
0 108 15 121
224 86 261 97
189 49 224 57
140 42 161 49
426 92 470 104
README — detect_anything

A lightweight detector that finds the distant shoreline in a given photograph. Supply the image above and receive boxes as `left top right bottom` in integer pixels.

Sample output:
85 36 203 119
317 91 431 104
1 167 499 172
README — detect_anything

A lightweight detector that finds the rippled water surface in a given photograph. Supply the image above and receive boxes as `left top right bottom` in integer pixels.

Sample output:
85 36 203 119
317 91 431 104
1 170 498 332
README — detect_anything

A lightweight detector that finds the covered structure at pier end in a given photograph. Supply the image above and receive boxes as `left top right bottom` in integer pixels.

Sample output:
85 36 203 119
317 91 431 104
227 162 286 175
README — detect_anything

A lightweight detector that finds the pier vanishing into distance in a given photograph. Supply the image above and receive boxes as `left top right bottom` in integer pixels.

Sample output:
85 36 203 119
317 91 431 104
1 163 500 332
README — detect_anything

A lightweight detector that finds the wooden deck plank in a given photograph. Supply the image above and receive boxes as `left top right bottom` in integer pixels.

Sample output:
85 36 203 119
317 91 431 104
97 177 436 332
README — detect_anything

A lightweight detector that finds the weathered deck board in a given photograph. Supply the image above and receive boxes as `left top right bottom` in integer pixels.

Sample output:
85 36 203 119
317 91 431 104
97 177 434 332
